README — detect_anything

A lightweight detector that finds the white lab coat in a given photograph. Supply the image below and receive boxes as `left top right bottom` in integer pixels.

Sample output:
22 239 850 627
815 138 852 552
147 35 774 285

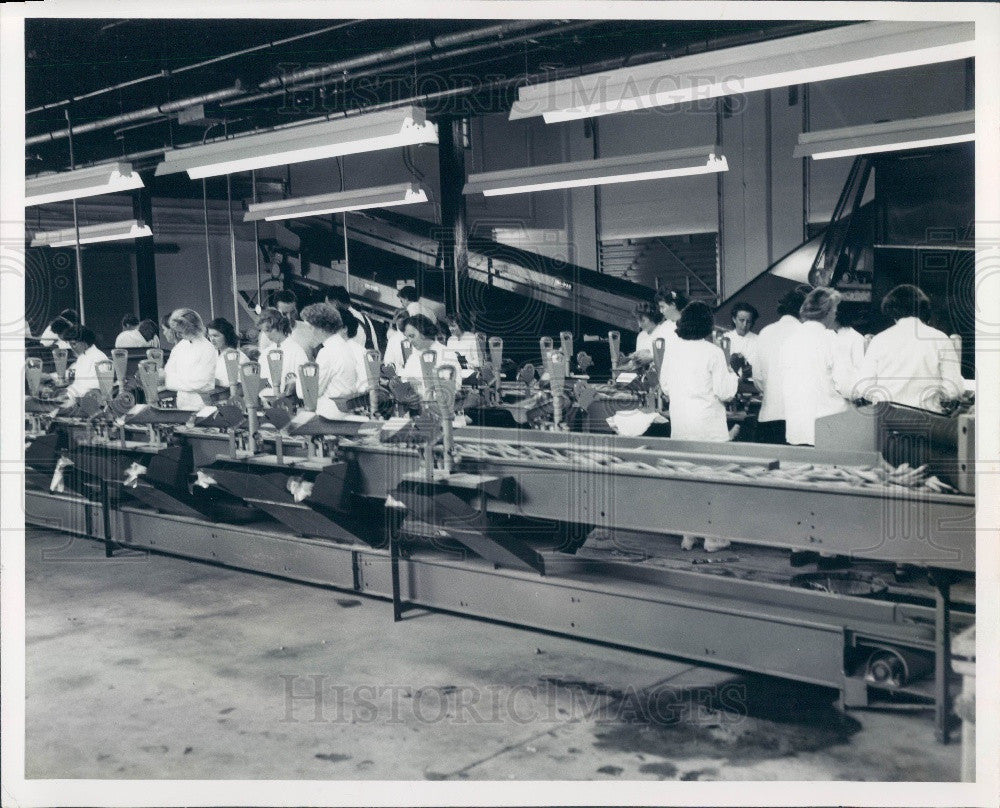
313 333 358 400
163 336 217 410
634 329 655 359
660 337 738 442
779 320 853 445
261 336 310 395
834 326 866 370
214 348 253 387
651 319 677 345
399 342 462 396
447 334 482 369
723 329 759 369
754 315 803 424
65 345 110 401
346 337 370 395
852 317 964 412
384 328 407 370
115 329 158 349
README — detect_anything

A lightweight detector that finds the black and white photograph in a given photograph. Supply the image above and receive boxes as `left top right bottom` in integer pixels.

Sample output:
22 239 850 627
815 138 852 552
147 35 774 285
1 1 997 805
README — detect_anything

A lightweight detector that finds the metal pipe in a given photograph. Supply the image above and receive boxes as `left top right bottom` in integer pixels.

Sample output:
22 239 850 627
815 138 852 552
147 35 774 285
257 20 545 91
252 169 262 311
342 211 351 289
26 21 545 148
66 110 86 322
27 85 246 147
27 22 363 116
228 21 596 108
202 179 216 319
226 171 240 329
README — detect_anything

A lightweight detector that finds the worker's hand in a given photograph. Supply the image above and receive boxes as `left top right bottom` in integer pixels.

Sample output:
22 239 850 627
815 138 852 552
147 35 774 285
729 353 749 376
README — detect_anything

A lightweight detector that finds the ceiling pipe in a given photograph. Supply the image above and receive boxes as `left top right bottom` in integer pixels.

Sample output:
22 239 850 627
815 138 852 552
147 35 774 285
50 21 835 173
26 21 363 116
26 20 548 148
221 20 600 109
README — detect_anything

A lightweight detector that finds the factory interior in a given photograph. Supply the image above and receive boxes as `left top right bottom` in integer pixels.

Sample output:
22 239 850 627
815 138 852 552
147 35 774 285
5 6 998 801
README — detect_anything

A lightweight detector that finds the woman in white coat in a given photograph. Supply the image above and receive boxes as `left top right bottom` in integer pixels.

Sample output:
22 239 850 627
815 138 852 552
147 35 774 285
852 284 964 412
162 309 217 410
660 301 739 552
779 287 855 446
660 300 739 442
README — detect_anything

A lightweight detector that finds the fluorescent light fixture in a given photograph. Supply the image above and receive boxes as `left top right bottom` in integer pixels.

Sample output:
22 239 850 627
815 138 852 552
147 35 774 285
25 162 144 207
510 21 974 123
156 106 438 179
30 219 153 248
244 182 428 222
463 147 727 197
794 110 974 160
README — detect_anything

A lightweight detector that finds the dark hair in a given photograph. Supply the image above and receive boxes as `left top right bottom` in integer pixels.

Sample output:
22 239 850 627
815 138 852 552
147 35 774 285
881 284 931 324
257 307 292 337
655 289 688 311
207 317 240 348
338 307 361 339
137 319 158 342
634 301 663 325
777 287 810 318
445 312 474 336
49 317 73 338
121 313 139 330
63 325 96 347
272 289 297 306
403 313 437 339
676 301 715 341
58 309 78 323
731 302 759 324
300 302 343 335
398 285 419 303
324 285 351 306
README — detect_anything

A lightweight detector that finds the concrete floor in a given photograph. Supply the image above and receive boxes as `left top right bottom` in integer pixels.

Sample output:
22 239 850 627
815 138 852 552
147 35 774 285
23 527 961 781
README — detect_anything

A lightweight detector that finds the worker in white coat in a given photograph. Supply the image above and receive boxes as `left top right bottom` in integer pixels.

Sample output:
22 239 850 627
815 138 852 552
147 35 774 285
59 325 109 404
162 308 217 410
207 317 251 387
627 302 662 365
723 302 760 370
256 307 310 397
399 314 462 397
851 284 964 412
660 301 739 552
752 286 808 444
652 289 686 343
779 287 855 446
660 301 739 443
297 303 358 415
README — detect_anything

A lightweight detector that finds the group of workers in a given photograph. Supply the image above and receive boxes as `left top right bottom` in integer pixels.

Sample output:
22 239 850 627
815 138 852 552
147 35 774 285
32 278 965 443
637 283 964 447
34 284 480 417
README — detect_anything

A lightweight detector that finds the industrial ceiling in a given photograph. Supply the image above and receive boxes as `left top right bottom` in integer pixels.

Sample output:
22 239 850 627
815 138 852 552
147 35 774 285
25 17 843 191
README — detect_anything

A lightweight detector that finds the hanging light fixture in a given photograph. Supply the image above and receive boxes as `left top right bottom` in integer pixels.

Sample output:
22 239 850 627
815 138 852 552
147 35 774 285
30 219 153 248
155 106 438 179
509 21 974 123
244 182 429 222
25 162 144 207
463 147 727 197
793 110 974 160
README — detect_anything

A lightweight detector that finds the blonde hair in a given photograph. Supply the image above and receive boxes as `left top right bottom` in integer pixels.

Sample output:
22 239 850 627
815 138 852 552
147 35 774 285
168 308 206 340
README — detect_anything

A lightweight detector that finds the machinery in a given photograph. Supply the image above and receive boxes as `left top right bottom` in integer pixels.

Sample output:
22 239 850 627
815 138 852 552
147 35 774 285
23 336 975 744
